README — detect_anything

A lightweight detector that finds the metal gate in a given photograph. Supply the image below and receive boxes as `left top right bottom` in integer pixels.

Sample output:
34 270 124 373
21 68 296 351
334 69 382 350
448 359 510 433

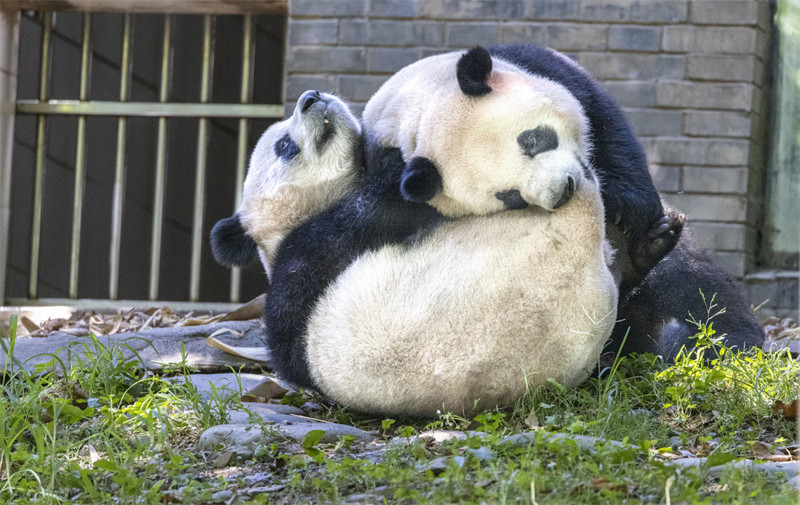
1 4 287 309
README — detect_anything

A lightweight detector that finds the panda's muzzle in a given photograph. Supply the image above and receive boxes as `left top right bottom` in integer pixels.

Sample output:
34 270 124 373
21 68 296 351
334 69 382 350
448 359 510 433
300 90 323 113
552 176 576 209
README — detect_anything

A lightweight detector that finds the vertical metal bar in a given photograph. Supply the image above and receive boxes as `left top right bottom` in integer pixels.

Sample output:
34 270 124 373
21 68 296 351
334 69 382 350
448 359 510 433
68 12 92 299
189 14 215 302
28 13 52 299
229 14 254 303
109 14 133 300
148 14 172 301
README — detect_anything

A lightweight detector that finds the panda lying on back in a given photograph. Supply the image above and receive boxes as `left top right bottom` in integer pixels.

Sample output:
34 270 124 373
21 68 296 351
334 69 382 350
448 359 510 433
210 90 363 278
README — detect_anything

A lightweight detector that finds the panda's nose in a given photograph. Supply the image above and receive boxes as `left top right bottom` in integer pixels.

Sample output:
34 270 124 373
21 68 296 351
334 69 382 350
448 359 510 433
300 90 322 113
552 176 576 209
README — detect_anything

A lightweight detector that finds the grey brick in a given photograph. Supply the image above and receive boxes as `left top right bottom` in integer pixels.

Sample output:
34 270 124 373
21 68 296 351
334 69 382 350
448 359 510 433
367 20 443 47
608 26 661 52
602 81 656 108
683 111 752 138
525 0 580 20
662 26 757 54
339 74 389 102
446 22 500 48
579 53 684 80
689 222 746 251
291 0 366 17
623 108 682 136
687 55 757 82
420 0 525 19
690 1 759 25
287 47 367 73
581 0 687 23
369 0 420 17
288 20 338 45
649 164 680 192
646 138 751 166
664 193 747 222
656 81 754 111
501 23 607 50
711 251 746 277
285 74 338 101
368 47 420 73
421 48 456 58
339 19 367 45
682 166 748 194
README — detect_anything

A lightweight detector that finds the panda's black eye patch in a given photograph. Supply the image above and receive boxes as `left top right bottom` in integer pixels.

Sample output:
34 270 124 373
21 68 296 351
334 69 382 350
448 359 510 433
517 125 559 158
274 133 300 161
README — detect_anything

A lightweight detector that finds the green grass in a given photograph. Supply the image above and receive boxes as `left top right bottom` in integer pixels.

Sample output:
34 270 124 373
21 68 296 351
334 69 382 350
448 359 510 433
1 307 798 504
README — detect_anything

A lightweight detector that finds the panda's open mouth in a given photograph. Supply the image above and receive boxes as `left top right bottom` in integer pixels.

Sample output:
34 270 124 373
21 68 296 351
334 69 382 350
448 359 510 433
317 110 335 149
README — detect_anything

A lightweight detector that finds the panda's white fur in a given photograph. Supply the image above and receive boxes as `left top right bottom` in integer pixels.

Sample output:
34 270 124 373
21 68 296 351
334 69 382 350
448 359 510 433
295 50 618 416
238 92 362 276
306 175 616 416
363 51 590 216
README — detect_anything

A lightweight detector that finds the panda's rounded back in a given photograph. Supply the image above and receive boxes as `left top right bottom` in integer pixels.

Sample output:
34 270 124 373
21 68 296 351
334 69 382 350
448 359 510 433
304 175 617 417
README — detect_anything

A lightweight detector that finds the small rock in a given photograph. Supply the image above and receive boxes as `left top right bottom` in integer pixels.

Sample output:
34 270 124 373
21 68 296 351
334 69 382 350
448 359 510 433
787 475 800 490
501 431 629 453
227 409 316 425
170 373 267 401
277 422 375 443
198 424 275 458
246 403 306 416
210 490 233 503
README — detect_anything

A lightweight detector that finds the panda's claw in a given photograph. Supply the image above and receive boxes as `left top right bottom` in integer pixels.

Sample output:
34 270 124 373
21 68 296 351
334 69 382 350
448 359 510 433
628 209 685 286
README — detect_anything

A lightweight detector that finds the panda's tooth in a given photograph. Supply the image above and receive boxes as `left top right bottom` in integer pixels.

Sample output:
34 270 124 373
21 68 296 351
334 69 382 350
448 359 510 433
323 119 329 124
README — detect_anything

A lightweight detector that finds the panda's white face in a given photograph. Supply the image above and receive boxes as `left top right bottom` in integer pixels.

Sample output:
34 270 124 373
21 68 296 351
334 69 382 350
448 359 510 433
238 91 362 274
364 51 591 218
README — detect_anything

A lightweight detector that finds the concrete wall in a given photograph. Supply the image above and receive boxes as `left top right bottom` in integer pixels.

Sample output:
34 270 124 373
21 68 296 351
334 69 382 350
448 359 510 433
284 0 795 317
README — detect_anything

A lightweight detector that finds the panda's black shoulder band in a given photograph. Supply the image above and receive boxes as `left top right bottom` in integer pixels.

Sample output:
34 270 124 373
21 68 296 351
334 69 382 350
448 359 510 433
457 46 493 97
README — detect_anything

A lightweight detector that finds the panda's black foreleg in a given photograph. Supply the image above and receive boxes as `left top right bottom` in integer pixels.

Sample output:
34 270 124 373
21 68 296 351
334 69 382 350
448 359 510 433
264 147 445 390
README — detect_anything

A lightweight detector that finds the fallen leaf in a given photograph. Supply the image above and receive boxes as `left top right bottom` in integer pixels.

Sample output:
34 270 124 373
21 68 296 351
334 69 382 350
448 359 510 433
589 477 633 493
19 316 41 334
750 441 773 458
220 294 266 322
771 399 798 420
214 450 234 468
524 405 539 429
243 377 287 401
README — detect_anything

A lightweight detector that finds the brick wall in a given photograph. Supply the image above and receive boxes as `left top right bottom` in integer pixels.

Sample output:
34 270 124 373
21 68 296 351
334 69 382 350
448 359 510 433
284 0 781 308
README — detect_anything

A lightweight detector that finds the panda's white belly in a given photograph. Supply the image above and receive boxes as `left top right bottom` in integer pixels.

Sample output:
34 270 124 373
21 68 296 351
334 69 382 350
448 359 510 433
304 184 618 416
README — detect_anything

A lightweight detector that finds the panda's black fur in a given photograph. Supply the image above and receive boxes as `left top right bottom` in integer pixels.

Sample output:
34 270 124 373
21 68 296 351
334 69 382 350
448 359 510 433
210 214 258 267
265 147 445 389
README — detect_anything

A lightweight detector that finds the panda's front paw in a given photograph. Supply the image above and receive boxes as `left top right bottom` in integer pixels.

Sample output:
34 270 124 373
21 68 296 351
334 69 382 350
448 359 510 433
631 210 685 277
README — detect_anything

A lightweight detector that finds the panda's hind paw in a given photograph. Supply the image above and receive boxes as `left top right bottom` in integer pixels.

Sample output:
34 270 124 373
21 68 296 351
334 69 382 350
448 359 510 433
632 210 685 274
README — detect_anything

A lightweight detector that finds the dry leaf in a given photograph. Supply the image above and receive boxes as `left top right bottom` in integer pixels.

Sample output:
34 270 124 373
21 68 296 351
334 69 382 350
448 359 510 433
771 399 798 420
589 477 633 493
750 441 773 458
524 405 539 429
220 294 266 322
19 316 41 334
243 377 287 401
214 450 234 468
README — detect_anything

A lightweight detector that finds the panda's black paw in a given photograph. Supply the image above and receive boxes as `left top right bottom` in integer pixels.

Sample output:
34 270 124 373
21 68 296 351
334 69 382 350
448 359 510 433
631 210 685 278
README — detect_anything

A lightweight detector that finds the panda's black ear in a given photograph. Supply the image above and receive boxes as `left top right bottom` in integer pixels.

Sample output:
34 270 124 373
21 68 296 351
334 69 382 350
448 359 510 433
210 214 259 267
457 46 493 97
400 156 442 203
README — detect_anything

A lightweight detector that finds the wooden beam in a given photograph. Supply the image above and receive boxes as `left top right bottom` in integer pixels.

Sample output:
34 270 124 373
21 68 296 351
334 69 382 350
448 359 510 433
0 0 287 15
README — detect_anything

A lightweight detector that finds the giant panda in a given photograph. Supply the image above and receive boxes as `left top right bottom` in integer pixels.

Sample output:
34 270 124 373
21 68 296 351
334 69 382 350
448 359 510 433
262 48 626 416
210 90 363 278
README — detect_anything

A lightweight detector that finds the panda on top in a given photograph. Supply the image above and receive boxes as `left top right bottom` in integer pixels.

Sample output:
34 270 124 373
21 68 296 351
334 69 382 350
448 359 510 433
212 45 761 416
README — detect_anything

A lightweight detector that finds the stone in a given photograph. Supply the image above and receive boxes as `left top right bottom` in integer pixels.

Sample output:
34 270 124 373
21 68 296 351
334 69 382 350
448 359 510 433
683 111 752 138
690 1 759 25
288 20 338 45
277 422 376 444
368 47 420 73
501 431 629 453
226 410 315 425
687 55 757 83
198 424 275 458
387 430 486 450
0 320 268 374
662 26 757 54
656 81 754 111
169 373 269 401
579 53 684 81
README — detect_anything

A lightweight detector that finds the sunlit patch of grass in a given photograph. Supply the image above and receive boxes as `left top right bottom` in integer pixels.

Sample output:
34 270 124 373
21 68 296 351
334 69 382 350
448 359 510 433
1 297 798 504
